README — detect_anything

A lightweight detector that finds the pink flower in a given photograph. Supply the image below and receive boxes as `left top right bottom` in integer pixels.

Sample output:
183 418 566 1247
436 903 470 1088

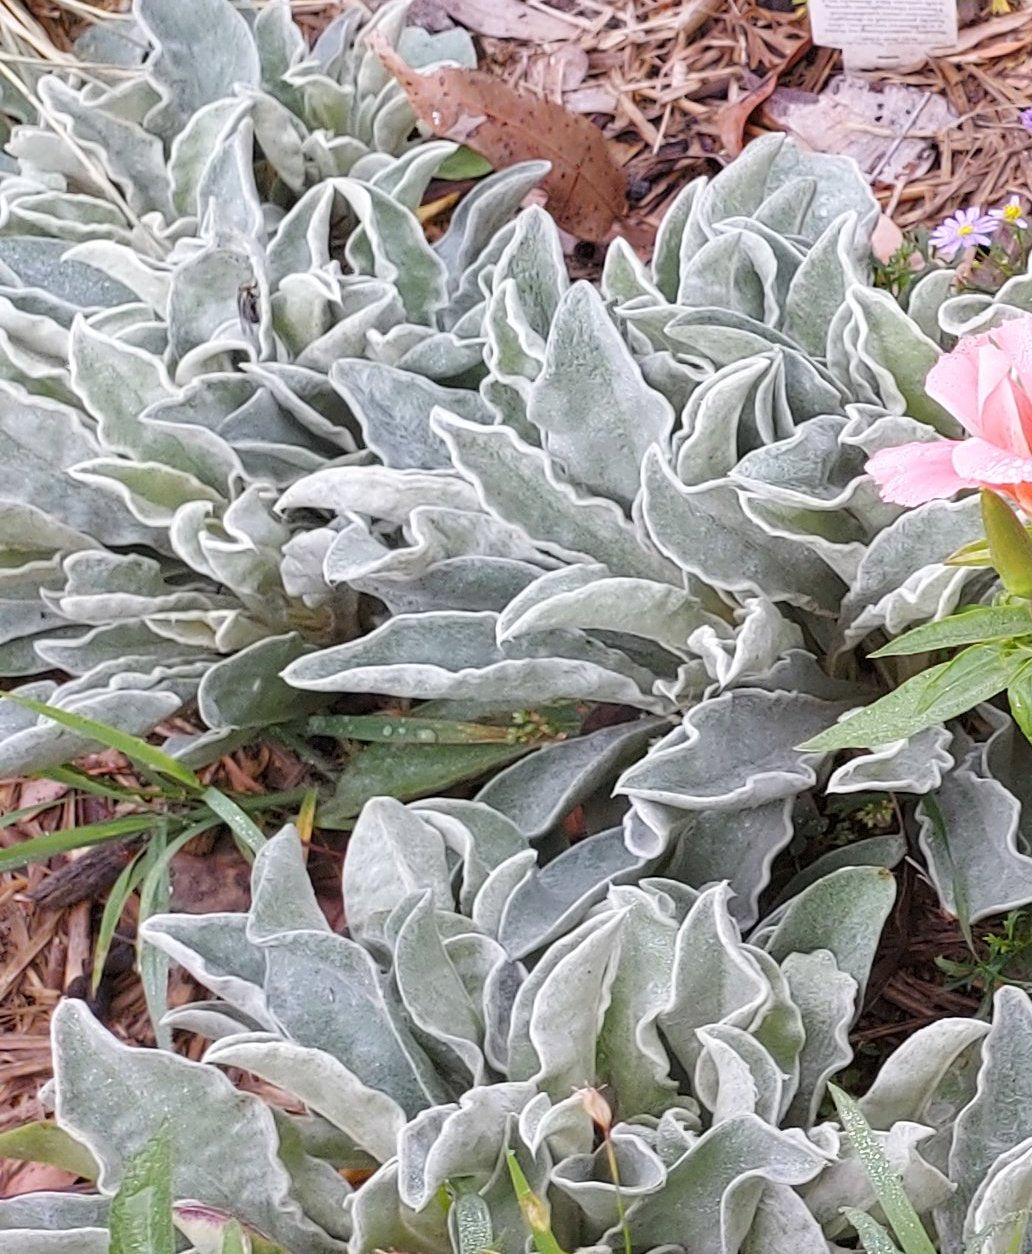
866 315 1032 512
928 206 998 260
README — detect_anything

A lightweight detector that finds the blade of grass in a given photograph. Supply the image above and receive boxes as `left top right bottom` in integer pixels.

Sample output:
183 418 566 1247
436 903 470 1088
830 1085 936 1254
842 1209 904 1253
0 797 66 831
505 1151 567 1254
0 1120 100 1182
138 824 172 1048
0 813 162 873
1 693 201 790
90 848 147 995
201 786 267 857
41 764 166 802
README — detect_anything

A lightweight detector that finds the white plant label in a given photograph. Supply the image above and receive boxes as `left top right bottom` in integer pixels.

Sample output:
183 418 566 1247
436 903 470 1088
808 0 958 68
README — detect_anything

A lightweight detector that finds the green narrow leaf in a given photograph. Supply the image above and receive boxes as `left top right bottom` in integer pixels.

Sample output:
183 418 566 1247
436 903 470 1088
42 764 167 802
842 1208 904 1254
109 1125 175 1254
0 1120 100 1182
91 848 147 995
220 1219 252 1254
0 814 161 873
981 489 1032 598
871 605 1032 657
505 1151 567 1254
0 798 67 831
201 786 267 856
830 1085 936 1254
138 825 172 1050
307 713 519 744
436 147 493 179
2 693 201 790
1008 662 1032 746
799 645 1025 752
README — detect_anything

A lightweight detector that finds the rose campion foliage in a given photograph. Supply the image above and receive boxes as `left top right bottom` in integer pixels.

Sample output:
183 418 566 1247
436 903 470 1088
867 314 1032 510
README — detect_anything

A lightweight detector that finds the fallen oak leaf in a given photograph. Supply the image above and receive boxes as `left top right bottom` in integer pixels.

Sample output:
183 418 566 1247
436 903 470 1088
372 34 626 242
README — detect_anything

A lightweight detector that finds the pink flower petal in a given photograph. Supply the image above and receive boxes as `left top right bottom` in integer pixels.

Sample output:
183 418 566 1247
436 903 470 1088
866 441 973 506
951 436 1032 486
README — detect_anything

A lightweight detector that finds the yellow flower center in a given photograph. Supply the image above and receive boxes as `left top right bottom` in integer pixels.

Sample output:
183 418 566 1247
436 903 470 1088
1004 203 1023 221
957 223 974 236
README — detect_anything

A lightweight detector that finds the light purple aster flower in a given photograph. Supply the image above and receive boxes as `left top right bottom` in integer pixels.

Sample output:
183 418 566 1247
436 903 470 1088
1021 106 1032 132
990 195 1029 230
928 206 998 260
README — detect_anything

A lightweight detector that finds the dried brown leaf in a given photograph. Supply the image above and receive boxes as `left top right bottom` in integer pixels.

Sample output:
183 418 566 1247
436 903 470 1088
374 36 626 241
720 73 780 158
440 0 580 42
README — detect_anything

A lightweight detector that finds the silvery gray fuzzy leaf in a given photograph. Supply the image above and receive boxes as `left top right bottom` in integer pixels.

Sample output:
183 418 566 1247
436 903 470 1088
137 0 260 142
650 174 706 301
730 415 865 509
760 866 895 1006
165 240 259 370
903 268 957 345
343 1160 450 1254
489 205 569 345
603 236 664 306
52 550 231 624
939 987 1032 1249
34 621 211 675
506 912 623 1097
254 0 306 100
694 1023 785 1124
965 1140 1032 1254
642 450 843 612
63 242 171 314
858 1017 990 1131
0 1195 108 1232
615 1113 828 1254
0 685 183 777
659 799 795 929
260 928 449 1114
432 411 680 583
917 768 1032 923
806 1119 950 1235
496 828 647 960
274 1114 354 1241
826 725 954 794
595 888 680 1118
496 565 717 654
392 891 487 1086
779 951 856 1127
527 282 673 507
139 911 271 1026
0 1232 108 1251
69 457 224 528
658 884 773 1077
331 361 494 469
278 464 480 521
844 285 957 433
343 796 455 952
282 610 667 710
677 229 786 325
551 1129 667 1234
837 496 983 651
476 717 664 842
197 634 332 730
0 237 137 309
51 999 347 1253
248 824 331 943
695 132 878 248
435 164 550 292
38 76 174 221
197 117 265 239
410 799 527 913
338 178 448 324
205 1035 406 1164
741 1182 830 1253
781 212 866 357
159 1000 263 1042
673 355 779 486
616 689 840 815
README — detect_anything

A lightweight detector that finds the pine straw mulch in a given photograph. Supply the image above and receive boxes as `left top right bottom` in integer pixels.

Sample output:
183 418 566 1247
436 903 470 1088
3 0 1032 1200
